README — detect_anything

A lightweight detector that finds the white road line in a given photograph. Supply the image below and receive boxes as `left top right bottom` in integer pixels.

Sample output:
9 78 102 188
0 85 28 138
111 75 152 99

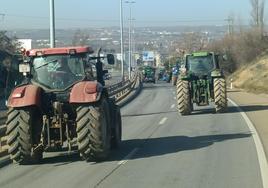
173 97 176 100
173 91 176 95
159 117 168 125
117 148 139 165
229 98 268 188
170 104 175 109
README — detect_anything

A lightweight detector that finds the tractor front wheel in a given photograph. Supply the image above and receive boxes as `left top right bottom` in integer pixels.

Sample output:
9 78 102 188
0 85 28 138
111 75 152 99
176 80 192 115
214 78 227 113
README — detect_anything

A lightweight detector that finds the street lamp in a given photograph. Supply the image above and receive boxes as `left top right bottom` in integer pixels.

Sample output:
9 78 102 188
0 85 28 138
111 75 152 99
49 0 55 48
120 0 125 81
125 1 135 80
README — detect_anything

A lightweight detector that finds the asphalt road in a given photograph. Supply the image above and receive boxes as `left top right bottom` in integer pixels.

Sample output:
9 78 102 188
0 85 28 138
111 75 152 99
0 82 263 188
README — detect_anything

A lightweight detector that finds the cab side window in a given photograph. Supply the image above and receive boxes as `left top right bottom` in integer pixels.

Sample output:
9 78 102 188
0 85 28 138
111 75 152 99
85 60 96 81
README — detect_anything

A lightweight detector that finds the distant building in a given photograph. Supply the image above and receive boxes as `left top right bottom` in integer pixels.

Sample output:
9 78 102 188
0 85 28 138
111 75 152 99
155 52 162 67
18 39 32 50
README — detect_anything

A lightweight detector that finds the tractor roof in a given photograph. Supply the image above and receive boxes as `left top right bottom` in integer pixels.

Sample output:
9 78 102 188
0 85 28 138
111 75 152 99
27 46 94 57
189 52 214 57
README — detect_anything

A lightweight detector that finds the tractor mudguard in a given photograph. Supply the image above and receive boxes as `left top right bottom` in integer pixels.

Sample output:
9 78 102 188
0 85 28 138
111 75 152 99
8 85 41 108
69 81 103 104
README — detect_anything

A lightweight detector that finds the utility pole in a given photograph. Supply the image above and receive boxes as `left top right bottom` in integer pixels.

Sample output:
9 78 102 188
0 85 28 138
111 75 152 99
225 16 234 36
132 22 136 68
125 1 135 80
50 0 55 48
120 0 125 81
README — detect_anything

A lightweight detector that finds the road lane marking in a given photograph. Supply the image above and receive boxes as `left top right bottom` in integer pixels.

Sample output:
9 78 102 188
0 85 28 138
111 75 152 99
170 104 175 109
173 97 176 100
229 98 268 188
117 148 139 165
95 148 140 187
159 117 168 125
173 91 176 95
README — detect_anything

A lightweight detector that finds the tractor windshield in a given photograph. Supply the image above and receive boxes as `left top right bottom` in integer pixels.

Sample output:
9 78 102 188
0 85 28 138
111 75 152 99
187 54 214 75
31 54 86 90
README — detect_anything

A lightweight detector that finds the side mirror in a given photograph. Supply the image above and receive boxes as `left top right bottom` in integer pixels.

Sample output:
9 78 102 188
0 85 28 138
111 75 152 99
103 70 108 74
19 63 30 75
107 54 115 65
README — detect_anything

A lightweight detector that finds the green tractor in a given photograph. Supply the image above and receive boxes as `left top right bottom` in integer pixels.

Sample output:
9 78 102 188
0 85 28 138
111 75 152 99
142 66 156 83
176 52 227 115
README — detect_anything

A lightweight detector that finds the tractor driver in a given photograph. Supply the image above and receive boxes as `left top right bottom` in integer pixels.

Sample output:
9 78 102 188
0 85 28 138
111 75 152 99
52 57 76 87
56 57 71 72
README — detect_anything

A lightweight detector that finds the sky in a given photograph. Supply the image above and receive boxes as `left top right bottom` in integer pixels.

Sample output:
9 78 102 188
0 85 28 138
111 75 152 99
0 0 263 29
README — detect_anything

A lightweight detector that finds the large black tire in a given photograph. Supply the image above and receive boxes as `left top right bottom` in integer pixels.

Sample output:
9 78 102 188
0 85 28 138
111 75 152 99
76 99 111 161
176 80 192 115
111 107 122 149
6 108 42 164
214 78 227 113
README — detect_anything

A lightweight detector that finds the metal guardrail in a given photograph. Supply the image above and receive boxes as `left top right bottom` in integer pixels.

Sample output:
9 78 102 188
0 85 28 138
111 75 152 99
108 72 139 102
0 72 141 159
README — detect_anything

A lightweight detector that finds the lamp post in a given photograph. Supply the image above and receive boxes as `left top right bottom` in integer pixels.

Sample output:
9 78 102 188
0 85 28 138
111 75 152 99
120 0 125 81
125 1 135 80
49 0 55 48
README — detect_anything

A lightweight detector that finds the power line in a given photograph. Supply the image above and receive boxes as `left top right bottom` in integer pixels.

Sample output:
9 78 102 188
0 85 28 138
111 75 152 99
5 14 119 22
2 13 246 24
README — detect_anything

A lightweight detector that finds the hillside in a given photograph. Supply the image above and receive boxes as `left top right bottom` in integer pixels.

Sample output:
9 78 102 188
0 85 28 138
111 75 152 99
230 53 268 94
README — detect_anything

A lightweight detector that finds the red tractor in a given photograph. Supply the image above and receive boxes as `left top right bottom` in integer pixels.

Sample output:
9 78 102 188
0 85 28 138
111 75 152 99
6 46 122 164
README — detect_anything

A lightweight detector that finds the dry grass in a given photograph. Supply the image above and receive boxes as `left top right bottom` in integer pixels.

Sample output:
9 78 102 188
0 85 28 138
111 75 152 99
230 54 268 94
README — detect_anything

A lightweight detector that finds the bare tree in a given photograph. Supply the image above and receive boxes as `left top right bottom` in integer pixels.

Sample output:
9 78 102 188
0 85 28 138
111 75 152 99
259 0 265 35
250 0 259 26
0 31 18 53
179 32 206 53
250 0 266 36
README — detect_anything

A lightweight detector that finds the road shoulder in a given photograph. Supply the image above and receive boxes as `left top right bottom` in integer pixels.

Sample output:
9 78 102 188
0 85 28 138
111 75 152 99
228 89 268 159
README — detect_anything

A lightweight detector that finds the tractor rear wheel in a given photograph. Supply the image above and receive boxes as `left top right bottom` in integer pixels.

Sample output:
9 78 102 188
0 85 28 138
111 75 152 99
176 80 192 115
76 99 111 161
214 78 227 113
6 108 42 164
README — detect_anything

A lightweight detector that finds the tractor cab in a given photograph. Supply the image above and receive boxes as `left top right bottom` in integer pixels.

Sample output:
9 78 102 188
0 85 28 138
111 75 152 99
20 47 114 90
185 52 219 77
